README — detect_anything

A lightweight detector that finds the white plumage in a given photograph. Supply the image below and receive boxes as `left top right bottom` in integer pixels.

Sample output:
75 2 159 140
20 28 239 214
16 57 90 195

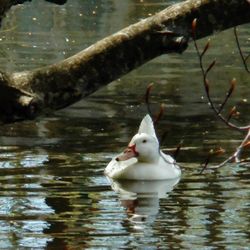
104 114 181 180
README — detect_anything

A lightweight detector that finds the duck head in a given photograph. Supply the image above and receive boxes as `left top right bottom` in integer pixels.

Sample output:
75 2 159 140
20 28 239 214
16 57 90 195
116 115 160 163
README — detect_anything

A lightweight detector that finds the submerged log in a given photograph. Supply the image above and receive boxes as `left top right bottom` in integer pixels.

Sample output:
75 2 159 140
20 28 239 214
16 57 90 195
0 0 250 122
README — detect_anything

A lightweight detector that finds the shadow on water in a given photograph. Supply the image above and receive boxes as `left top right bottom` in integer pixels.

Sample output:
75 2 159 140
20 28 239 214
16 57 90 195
0 0 249 249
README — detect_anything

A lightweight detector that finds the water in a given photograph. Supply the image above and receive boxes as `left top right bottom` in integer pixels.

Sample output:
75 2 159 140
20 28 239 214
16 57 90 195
0 0 249 249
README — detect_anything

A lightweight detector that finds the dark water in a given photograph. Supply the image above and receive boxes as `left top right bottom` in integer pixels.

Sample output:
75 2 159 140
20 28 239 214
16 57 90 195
0 0 249 249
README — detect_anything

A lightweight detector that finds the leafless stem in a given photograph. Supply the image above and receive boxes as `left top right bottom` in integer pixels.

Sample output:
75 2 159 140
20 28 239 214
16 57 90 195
173 140 183 160
200 147 225 173
192 20 249 131
145 82 154 116
218 78 236 113
208 129 250 169
144 84 183 162
144 83 165 125
234 26 250 73
192 19 250 171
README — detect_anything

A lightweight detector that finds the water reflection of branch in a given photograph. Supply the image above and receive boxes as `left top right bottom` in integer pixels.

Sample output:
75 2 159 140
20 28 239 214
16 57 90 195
192 19 250 171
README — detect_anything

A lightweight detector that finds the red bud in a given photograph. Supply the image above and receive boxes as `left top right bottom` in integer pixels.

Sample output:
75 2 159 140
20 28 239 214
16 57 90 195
192 19 197 38
205 60 216 76
201 40 210 57
227 106 237 122
213 147 225 156
205 78 210 94
228 78 236 96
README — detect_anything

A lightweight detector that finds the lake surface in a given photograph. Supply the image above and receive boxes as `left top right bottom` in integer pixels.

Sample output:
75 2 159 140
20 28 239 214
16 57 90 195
0 0 249 249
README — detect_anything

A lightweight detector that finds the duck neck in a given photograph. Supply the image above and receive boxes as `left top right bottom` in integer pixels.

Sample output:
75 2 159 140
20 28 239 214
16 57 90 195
138 150 160 163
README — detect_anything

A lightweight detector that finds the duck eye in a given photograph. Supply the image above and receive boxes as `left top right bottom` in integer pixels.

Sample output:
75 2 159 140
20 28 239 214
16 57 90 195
142 139 147 143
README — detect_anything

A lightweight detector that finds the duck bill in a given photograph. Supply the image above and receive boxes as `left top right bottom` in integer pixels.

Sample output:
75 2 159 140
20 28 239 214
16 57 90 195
116 144 138 161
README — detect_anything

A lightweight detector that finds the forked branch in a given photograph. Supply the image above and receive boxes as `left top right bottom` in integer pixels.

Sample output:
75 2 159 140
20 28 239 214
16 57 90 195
234 27 250 73
192 19 250 132
144 83 182 161
207 129 250 170
192 19 250 170
0 0 250 123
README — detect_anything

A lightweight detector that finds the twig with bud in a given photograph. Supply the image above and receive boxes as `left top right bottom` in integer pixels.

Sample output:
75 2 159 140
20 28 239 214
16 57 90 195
144 83 182 161
208 129 250 170
234 27 250 73
145 83 165 125
192 19 250 171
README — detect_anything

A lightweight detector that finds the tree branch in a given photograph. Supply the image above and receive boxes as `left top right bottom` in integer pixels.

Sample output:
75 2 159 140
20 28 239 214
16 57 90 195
1 0 250 123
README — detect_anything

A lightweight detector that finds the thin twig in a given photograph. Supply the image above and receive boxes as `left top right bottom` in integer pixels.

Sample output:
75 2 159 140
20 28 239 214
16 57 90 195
234 27 250 73
144 83 165 125
173 140 183 160
208 129 250 169
192 21 249 131
200 147 225 173
154 103 164 125
191 19 250 171
218 78 236 113
145 83 154 116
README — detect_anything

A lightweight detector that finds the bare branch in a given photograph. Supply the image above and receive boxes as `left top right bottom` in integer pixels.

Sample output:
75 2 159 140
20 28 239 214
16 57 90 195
173 140 183 160
207 129 250 169
234 27 250 73
145 83 154 116
192 18 250 171
144 83 165 125
0 0 249 123
200 147 225 173
192 20 250 132
218 78 236 113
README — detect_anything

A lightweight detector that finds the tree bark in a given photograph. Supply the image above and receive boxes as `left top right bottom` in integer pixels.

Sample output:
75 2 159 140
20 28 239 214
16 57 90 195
0 0 250 123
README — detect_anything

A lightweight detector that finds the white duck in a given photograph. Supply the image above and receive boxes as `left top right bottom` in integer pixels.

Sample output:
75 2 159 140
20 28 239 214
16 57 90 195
104 114 181 180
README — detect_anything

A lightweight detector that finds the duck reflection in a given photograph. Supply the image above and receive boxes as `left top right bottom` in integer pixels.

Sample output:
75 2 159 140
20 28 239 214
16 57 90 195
108 177 180 227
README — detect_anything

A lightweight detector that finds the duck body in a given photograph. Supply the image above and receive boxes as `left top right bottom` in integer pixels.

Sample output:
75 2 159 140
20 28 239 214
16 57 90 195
104 115 181 180
105 152 180 180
